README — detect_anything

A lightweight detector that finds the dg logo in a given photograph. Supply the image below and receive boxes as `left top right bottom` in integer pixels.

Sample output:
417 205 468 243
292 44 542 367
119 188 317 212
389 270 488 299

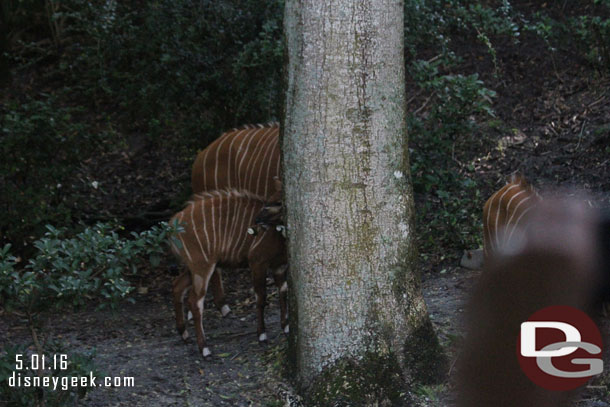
517 305 604 391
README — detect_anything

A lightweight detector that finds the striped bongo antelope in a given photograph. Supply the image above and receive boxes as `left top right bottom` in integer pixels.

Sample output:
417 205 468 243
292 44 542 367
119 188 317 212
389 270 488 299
189 123 281 317
191 123 280 199
483 174 542 262
169 190 287 358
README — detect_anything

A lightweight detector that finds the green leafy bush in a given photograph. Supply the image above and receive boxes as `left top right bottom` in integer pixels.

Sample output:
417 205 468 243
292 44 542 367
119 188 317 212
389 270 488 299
565 13 610 69
0 221 176 313
410 57 496 136
3 0 285 247
403 1 507 260
404 0 522 59
525 1 610 70
407 55 494 256
0 221 174 406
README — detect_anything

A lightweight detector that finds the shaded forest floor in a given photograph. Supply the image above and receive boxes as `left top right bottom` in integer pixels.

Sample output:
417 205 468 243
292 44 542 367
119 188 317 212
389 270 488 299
2 267 608 406
1 269 293 406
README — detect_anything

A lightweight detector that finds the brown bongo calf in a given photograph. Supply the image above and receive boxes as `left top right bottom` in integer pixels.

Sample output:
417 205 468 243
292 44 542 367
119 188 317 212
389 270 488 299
169 189 287 358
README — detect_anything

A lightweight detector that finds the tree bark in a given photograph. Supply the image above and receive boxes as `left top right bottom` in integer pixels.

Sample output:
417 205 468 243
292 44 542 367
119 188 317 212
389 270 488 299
283 0 444 403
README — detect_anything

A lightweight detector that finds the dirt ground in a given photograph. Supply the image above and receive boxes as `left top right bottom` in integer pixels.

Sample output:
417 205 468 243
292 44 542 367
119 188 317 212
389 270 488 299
0 265 493 407
2 265 608 406
1 269 293 406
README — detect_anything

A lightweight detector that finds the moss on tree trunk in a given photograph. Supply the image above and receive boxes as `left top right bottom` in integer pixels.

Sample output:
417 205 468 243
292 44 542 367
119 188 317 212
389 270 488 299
282 0 447 403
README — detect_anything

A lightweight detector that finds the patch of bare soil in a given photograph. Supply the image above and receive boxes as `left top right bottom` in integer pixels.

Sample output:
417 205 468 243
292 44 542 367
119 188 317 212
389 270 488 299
1 265 608 406
1 269 293 407
469 31 610 203
5 266 601 406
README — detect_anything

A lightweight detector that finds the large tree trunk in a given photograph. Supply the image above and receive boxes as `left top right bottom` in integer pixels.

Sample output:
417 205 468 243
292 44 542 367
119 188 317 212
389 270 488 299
283 0 444 403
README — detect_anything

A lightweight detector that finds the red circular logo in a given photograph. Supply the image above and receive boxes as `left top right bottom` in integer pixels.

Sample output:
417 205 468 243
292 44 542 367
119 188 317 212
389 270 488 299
517 305 603 391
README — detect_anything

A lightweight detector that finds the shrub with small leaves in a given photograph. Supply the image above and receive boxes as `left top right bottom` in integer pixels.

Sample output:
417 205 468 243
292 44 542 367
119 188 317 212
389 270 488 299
525 1 610 71
0 221 176 405
0 221 177 314
56 0 285 147
406 51 495 263
410 57 496 137
404 0 522 61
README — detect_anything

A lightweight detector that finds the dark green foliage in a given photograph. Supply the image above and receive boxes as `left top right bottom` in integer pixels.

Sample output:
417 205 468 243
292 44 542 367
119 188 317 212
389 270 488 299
1 0 284 247
407 64 490 254
0 222 177 313
404 1 502 258
403 1 610 263
55 0 284 147
409 56 496 136
0 96 93 246
404 0 522 59
0 221 175 405
527 1 610 71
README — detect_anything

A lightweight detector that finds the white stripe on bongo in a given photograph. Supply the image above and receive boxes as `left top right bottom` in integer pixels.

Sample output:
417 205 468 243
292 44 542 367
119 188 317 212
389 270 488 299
221 196 228 253
217 128 250 189
190 202 209 263
226 129 245 189
505 198 534 244
263 135 279 198
210 200 217 256
505 190 528 215
241 127 265 193
237 128 261 190
217 197 224 256
244 127 274 193
234 203 255 259
250 229 267 252
235 201 252 262
176 212 193 263
227 197 241 262
493 184 520 251
200 199 211 254
256 131 277 196
213 135 230 190
233 130 251 189
484 189 501 254
505 194 531 227
229 198 247 262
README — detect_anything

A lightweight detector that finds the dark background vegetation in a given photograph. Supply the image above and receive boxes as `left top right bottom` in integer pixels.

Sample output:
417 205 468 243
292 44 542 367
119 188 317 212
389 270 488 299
1 0 609 405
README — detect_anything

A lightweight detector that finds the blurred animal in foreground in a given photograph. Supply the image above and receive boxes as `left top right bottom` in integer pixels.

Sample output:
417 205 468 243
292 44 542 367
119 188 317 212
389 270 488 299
458 196 609 407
